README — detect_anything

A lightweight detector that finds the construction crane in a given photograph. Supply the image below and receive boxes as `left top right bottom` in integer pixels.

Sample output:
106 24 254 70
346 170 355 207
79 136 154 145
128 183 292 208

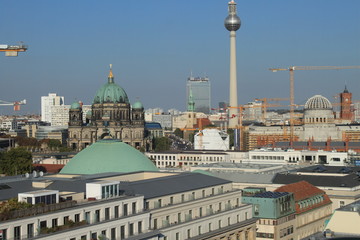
0 99 26 111
0 43 28 56
269 65 360 146
254 98 289 122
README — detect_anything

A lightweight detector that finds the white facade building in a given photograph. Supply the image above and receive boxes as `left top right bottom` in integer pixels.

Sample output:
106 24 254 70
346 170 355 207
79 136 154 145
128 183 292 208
0 172 256 240
194 128 230 151
41 93 65 123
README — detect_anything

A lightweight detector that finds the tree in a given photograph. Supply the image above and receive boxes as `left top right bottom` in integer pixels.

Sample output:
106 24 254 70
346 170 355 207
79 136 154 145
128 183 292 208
174 128 183 138
227 129 235 148
154 137 171 152
0 147 32 175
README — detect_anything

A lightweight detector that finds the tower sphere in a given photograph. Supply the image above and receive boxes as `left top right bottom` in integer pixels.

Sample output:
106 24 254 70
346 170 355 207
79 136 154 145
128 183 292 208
225 14 241 31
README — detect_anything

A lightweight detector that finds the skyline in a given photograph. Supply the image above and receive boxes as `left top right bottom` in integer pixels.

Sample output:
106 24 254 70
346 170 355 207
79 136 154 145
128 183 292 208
1 0 359 115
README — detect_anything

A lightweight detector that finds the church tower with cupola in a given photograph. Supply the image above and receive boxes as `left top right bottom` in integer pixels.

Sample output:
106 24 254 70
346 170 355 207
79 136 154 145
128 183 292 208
68 101 83 126
68 65 146 151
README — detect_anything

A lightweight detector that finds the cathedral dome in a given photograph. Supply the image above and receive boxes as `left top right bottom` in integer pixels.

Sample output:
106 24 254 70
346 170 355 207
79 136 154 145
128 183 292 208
60 139 158 175
70 102 81 110
132 101 143 109
93 68 129 104
304 95 332 110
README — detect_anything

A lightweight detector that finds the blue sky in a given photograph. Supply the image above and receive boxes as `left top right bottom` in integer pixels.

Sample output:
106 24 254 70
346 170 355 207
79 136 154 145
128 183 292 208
1 0 359 114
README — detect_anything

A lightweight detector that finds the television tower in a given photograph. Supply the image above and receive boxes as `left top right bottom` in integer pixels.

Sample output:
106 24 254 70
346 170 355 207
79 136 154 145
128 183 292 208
225 0 241 128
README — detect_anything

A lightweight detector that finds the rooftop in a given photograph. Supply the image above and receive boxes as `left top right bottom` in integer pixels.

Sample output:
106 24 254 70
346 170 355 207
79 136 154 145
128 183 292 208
253 191 289 199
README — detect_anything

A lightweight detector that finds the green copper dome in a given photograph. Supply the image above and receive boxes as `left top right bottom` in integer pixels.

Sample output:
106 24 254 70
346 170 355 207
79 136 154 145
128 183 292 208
93 69 129 104
60 139 158 174
132 101 143 109
70 102 81 110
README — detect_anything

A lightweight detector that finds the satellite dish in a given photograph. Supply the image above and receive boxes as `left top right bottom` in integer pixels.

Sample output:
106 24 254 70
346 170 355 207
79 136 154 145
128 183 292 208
25 173 30 178
39 171 44 177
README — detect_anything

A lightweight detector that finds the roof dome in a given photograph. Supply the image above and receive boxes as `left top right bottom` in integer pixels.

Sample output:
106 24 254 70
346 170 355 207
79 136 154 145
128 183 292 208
93 68 129 104
70 102 81 110
60 139 158 175
304 95 332 110
132 101 143 109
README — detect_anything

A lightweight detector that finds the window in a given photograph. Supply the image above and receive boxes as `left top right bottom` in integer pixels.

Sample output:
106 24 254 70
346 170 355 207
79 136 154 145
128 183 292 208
170 196 174 204
132 202 137 214
123 204 128 216
129 223 134 236
176 232 180 240
340 201 345 207
199 207 203 217
14 226 21 240
64 216 70 224
198 226 202 235
202 190 205 197
138 221 142 233
105 207 110 220
75 214 80 223
85 211 90 224
27 223 34 238
91 232 97 240
81 235 87 240
95 210 100 223
0 229 7 240
111 228 116 240
120 226 125 239
153 219 158 229
181 194 185 202
178 213 181 223
52 218 58 228
115 206 119 218
187 229 191 238
40 220 47 230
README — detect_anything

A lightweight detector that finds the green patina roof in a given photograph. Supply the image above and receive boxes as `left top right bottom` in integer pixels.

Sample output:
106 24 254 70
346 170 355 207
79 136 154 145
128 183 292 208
60 139 158 174
132 101 143 109
93 72 129 104
70 102 81 110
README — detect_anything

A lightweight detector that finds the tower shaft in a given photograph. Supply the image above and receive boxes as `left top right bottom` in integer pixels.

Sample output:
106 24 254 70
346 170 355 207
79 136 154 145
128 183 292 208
228 31 238 128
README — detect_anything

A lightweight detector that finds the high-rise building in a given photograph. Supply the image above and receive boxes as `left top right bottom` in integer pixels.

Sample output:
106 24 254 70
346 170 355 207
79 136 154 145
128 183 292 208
41 93 65 123
186 77 211 114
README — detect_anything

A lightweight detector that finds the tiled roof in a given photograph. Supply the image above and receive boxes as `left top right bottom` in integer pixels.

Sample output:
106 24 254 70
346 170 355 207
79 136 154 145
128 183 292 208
274 181 332 214
274 181 324 201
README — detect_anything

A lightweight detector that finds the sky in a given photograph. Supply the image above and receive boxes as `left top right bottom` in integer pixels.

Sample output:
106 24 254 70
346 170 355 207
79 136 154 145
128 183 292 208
0 0 359 115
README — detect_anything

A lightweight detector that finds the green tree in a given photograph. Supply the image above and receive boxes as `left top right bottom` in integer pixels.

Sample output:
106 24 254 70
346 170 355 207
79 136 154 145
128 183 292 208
15 136 39 147
154 137 171 152
227 129 235 148
174 128 183 138
48 139 62 149
0 147 32 175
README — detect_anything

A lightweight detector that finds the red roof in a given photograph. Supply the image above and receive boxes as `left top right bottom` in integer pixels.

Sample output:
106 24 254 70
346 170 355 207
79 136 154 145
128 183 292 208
275 181 332 214
33 164 64 173
194 118 212 129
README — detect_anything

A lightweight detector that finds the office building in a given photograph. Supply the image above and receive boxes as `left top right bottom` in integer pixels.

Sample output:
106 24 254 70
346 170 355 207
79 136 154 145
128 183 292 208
41 93 65 123
186 77 211 114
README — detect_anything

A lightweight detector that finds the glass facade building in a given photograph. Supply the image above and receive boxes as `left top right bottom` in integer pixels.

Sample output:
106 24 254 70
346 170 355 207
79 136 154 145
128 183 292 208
186 77 211 114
